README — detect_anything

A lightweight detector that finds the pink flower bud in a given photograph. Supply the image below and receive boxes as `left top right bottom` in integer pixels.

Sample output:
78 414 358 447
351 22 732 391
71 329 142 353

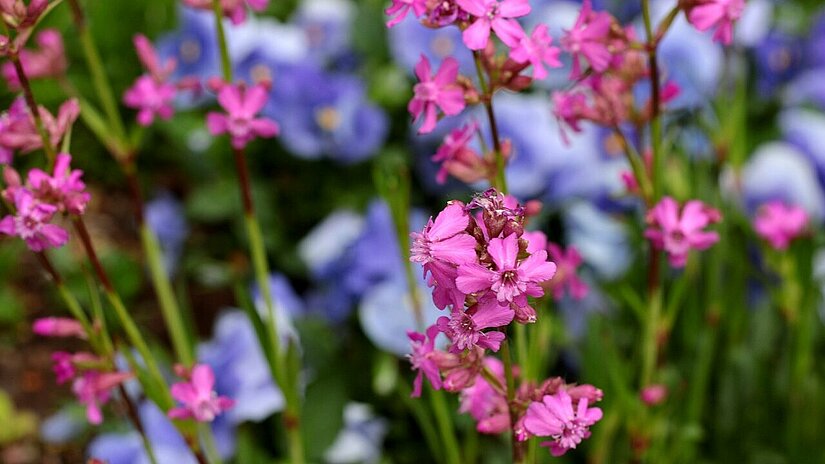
640 384 667 406
33 317 86 338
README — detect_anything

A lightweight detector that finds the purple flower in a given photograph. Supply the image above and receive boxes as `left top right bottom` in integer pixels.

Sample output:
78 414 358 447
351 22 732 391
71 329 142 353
168 364 235 423
0 188 69 252
155 8 220 82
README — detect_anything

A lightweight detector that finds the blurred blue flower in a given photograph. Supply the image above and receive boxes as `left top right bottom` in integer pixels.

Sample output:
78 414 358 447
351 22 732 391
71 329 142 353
298 209 365 277
226 17 309 69
388 15 475 76
40 407 86 444
523 0 581 89
780 108 825 189
145 192 189 277
754 30 803 96
807 10 825 69
324 403 388 464
199 309 285 423
734 0 773 48
156 8 219 81
783 69 825 110
268 65 389 163
293 0 355 66
564 201 632 280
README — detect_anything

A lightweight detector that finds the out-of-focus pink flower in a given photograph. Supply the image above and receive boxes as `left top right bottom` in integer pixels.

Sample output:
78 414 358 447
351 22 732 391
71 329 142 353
455 0 530 50
523 389 603 456
432 121 486 184
0 98 79 155
640 384 667 406
551 90 590 136
437 298 513 352
685 0 745 45
385 0 427 27
182 0 269 25
0 0 48 29
459 357 510 434
560 0 613 78
0 188 69 251
133 34 175 82
51 351 100 384
123 75 176 126
33 317 86 338
546 243 588 301
645 197 721 268
168 364 234 422
206 82 279 149
2 29 67 90
753 201 808 250
408 325 442 397
26 153 91 215
408 55 465 134
509 24 561 80
73 370 133 425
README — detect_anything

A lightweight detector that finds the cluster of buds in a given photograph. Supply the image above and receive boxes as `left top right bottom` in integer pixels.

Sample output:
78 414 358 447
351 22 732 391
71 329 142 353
408 189 601 455
0 0 48 55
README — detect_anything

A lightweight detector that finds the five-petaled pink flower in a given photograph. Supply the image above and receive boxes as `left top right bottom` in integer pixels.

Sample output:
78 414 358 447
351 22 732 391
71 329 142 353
753 201 808 250
685 0 745 45
0 188 69 252
560 0 613 77
546 243 588 301
73 370 133 425
523 389 603 457
124 76 177 126
168 364 235 422
207 82 280 149
182 0 269 25
437 297 513 352
26 153 91 215
385 0 427 27
644 196 721 268
408 55 466 134
509 24 562 80
0 98 79 155
408 324 442 397
455 0 530 50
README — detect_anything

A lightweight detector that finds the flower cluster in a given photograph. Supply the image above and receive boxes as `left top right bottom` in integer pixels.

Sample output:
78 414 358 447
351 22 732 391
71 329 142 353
0 97 79 162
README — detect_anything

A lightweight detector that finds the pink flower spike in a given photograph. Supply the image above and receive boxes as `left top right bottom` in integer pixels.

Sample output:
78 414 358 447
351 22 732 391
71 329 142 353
1 29 67 91
124 75 177 127
27 153 91 215
33 317 86 338
753 201 808 250
686 0 745 45
385 0 427 27
408 55 466 134
560 0 613 78
644 197 721 268
0 188 69 252
408 325 443 397
509 24 562 80
168 364 234 422
546 243 588 301
73 371 133 425
206 82 279 149
455 0 530 50
523 390 603 457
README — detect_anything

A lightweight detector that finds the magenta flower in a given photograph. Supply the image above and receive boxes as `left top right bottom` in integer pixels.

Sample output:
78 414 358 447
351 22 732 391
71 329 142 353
459 357 510 434
33 317 86 338
455 0 530 50
645 197 721 268
509 24 562 80
436 298 513 352
73 371 133 425
133 34 175 82
408 55 466 134
408 325 442 397
51 351 100 384
385 0 427 27
560 0 613 77
640 384 667 406
168 364 235 422
523 390 603 457
0 0 47 29
123 75 177 126
1 29 66 91
26 153 91 215
0 188 69 252
456 233 557 304
0 98 79 155
753 201 808 250
432 121 485 185
546 243 588 301
182 0 269 25
686 0 745 45
206 82 280 149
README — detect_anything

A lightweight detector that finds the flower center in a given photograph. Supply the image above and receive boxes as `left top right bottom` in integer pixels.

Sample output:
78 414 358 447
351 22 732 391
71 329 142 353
315 106 341 132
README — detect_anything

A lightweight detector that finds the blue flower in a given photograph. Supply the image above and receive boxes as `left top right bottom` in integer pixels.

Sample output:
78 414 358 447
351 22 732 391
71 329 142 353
388 15 474 76
324 403 388 464
564 201 632 280
145 192 189 276
753 30 803 96
156 8 220 81
293 0 355 67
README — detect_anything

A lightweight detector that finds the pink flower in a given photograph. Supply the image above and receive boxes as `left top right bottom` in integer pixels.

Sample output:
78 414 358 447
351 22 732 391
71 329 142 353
385 0 427 27
0 0 47 29
523 390 603 457
73 371 133 425
459 357 510 434
509 24 561 80
0 188 69 252
33 317 85 338
0 98 79 155
686 0 745 45
551 90 590 136
408 325 442 397
432 121 485 185
206 82 279 149
753 201 808 250
408 55 465 134
182 0 269 25
1 29 66 90
123 75 177 126
168 364 234 422
26 153 91 215
456 233 557 305
645 197 721 268
51 351 100 384
437 298 513 352
560 0 613 78
133 34 175 82
546 243 588 301
455 0 530 50
640 384 667 406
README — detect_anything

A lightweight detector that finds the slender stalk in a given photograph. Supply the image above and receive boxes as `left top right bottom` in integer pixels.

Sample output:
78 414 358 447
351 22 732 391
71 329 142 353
428 388 462 464
119 385 160 464
472 51 508 192
641 0 663 199
211 0 233 82
500 339 525 463
10 57 56 164
199 422 224 464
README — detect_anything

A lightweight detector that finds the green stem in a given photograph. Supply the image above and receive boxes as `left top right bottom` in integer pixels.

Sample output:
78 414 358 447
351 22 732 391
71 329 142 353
10 56 57 164
211 0 233 82
641 285 663 389
199 423 224 464
472 51 507 192
500 339 525 463
428 388 462 464
398 382 443 463
641 0 663 200
119 385 160 464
